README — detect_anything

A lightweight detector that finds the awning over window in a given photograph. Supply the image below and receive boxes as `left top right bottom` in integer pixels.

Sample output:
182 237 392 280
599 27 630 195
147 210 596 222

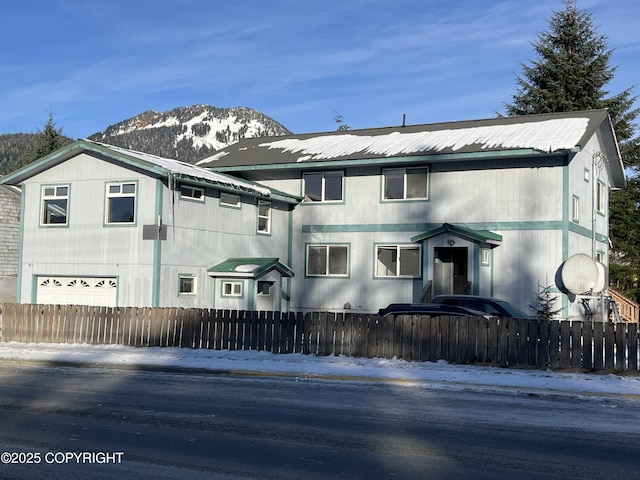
411 223 502 247
207 258 294 278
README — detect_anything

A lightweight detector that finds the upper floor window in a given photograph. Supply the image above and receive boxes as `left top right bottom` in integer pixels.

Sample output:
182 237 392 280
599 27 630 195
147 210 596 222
383 167 428 200
306 244 349 277
257 201 271 234
106 182 136 224
572 195 580 223
303 172 343 202
41 185 69 225
375 245 421 277
597 181 606 214
220 192 240 208
180 185 204 202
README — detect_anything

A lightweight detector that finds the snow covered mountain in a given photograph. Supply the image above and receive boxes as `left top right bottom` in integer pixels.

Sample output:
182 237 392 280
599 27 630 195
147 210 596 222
87 105 292 163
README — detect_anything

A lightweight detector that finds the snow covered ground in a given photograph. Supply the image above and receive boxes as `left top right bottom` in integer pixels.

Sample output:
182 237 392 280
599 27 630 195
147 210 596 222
0 341 639 399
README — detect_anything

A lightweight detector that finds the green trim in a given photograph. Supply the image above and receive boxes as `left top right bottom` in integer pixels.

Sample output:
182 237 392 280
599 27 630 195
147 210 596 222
208 257 294 278
17 185 25 302
411 223 502 244
151 180 163 307
562 165 569 314
247 279 255 311
286 209 293 310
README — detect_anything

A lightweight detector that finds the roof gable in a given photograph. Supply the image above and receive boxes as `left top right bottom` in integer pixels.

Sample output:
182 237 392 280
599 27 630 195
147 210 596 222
0 140 302 202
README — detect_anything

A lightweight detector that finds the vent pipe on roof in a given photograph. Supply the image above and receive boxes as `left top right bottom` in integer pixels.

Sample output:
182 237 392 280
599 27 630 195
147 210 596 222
402 114 406 127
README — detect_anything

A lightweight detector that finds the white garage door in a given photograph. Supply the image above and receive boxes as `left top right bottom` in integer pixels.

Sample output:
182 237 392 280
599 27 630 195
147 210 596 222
36 276 117 307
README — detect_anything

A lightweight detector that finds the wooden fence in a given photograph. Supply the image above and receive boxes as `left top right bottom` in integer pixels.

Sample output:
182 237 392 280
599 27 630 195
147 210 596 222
1 303 639 373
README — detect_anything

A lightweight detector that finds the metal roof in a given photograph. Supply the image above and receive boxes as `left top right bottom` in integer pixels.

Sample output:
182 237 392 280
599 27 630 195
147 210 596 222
207 257 294 278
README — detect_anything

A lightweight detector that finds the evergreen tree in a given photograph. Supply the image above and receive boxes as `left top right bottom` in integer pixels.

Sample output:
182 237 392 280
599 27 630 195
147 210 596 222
23 112 68 165
504 0 639 169
504 0 640 299
529 285 562 321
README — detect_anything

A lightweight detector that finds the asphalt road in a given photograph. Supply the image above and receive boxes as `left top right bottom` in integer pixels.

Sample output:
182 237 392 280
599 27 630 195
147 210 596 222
0 363 638 479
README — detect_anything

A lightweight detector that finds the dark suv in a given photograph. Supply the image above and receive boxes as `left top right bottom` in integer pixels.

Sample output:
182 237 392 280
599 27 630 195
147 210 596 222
429 295 529 318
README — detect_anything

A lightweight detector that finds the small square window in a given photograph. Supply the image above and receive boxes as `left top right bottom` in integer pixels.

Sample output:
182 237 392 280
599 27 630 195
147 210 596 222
178 275 196 295
481 248 491 266
222 281 243 296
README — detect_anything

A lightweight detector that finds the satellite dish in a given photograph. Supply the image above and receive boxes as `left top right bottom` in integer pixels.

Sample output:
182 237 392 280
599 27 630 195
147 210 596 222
561 254 599 295
592 261 607 294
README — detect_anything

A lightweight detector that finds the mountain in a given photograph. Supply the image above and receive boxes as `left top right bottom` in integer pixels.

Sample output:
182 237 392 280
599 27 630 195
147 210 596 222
87 105 292 163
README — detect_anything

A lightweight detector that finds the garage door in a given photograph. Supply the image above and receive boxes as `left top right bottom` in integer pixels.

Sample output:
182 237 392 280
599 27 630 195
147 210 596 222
36 276 117 307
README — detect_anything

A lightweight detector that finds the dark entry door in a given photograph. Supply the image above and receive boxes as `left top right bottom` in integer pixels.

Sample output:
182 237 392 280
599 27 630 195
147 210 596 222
433 247 468 295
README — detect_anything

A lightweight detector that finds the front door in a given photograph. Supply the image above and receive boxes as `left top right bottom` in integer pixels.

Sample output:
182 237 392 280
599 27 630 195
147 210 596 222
433 248 468 295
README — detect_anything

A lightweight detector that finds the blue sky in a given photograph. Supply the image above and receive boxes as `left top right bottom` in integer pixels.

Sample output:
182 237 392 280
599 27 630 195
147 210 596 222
1 0 639 139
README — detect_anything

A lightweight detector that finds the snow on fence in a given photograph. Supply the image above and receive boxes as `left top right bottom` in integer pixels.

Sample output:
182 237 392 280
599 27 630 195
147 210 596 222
1 303 639 373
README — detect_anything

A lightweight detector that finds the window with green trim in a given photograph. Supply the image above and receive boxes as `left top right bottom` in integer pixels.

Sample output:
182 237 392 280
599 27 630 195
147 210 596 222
383 167 428 200
41 185 69 225
306 244 349 276
375 245 420 277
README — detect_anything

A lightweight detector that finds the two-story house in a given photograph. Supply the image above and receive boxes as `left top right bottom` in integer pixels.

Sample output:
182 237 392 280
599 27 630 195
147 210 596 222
197 109 625 319
0 140 299 310
1 110 625 320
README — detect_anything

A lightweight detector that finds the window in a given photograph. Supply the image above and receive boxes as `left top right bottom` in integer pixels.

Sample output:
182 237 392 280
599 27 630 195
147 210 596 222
220 192 240 207
106 182 136 224
41 185 69 225
597 181 606 214
257 201 271 234
383 167 428 200
222 281 243 297
178 275 196 295
376 245 420 277
306 244 349 276
572 195 579 222
481 248 491 266
180 185 204 201
303 172 343 202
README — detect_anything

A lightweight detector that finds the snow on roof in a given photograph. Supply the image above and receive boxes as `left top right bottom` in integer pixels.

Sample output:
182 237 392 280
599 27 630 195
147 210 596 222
259 117 590 162
87 140 270 196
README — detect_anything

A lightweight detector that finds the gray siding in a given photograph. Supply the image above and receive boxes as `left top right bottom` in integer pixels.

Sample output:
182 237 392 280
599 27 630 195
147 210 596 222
0 185 20 277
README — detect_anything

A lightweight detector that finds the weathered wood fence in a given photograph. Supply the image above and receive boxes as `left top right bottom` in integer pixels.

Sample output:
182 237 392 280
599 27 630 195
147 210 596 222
1 304 639 373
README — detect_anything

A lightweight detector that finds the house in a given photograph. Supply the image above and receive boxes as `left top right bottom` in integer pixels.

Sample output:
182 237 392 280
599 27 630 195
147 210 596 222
0 110 625 320
196 109 625 320
0 182 21 302
0 140 300 310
